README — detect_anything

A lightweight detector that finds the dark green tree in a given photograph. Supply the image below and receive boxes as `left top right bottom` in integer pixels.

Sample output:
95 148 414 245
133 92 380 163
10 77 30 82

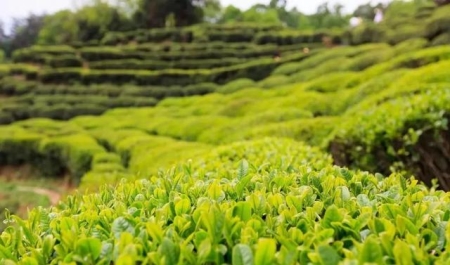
132 0 204 28
7 14 45 56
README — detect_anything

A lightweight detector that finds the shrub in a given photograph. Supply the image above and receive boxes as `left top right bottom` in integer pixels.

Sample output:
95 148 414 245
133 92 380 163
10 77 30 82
88 58 246 70
47 55 83 68
0 112 13 124
216 78 257 94
3 142 450 264
328 72 450 189
0 78 38 95
304 72 360 93
385 25 425 45
430 33 450 46
392 38 429 54
424 5 450 40
12 45 76 63
344 48 395 71
258 75 291 89
184 82 218 96
348 23 386 45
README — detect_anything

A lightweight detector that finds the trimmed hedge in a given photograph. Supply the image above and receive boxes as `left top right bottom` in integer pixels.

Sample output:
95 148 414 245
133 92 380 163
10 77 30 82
88 57 248 70
0 120 106 183
39 50 318 86
2 135 450 263
424 5 450 40
329 61 450 190
80 44 313 62
0 93 158 124
12 45 77 63
101 28 195 45
47 55 83 68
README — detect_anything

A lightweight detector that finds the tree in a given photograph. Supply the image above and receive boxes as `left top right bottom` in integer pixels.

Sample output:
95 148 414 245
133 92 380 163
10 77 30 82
38 10 79 44
241 5 282 25
132 0 205 28
75 1 132 42
0 22 6 61
8 14 45 55
202 0 222 23
220 5 243 23
308 3 349 30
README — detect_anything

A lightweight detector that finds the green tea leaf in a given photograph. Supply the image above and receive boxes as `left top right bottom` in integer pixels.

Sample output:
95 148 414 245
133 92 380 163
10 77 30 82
238 159 249 180
233 202 252 222
393 240 413 265
112 217 135 239
358 236 383 264
232 244 254 265
322 205 343 228
255 238 276 265
317 245 340 265
175 198 191 215
75 238 102 261
159 238 180 265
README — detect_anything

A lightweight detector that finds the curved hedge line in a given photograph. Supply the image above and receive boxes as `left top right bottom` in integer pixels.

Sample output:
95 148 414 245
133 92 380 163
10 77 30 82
328 60 450 190
36 50 317 86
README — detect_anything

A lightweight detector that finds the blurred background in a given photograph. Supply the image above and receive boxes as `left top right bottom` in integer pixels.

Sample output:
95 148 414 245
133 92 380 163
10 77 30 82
1 0 447 59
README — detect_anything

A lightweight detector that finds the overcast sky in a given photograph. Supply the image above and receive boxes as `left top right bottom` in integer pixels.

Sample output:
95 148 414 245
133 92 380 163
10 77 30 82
1 0 388 31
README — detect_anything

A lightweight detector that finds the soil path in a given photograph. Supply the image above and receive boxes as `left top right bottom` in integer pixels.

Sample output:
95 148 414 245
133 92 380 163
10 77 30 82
17 186 62 205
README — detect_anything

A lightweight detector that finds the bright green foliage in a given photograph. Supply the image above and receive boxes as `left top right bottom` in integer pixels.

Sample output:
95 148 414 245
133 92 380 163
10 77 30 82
216 78 257 94
2 160 450 264
2 15 450 263
329 60 450 188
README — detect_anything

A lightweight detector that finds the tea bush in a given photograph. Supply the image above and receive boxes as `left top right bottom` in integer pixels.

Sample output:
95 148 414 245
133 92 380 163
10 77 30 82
2 155 450 264
2 18 450 264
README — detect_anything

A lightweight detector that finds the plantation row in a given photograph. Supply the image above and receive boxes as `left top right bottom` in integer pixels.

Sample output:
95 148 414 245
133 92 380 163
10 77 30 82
11 44 321 73
2 40 448 125
0 42 411 123
0 42 449 189
92 25 341 46
2 117 450 262
1 19 450 264
2 50 319 87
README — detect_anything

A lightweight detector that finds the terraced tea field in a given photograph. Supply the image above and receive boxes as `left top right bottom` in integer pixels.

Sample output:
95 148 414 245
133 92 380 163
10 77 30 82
1 5 450 264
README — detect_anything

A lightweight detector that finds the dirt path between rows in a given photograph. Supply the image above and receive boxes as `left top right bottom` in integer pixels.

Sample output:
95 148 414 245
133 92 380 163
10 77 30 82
17 186 62 205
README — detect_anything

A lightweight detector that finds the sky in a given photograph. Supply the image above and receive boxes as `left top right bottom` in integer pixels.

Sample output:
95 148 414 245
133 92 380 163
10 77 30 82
0 0 388 32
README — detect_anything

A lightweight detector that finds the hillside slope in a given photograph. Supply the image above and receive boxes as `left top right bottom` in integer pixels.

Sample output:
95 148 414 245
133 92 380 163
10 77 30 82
1 7 450 263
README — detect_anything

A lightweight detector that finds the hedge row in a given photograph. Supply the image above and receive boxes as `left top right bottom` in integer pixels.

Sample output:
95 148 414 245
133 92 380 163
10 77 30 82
0 64 39 79
99 24 340 45
201 23 283 32
79 43 312 62
12 45 77 63
11 42 321 67
101 28 195 45
88 57 248 70
329 60 450 190
0 95 157 124
0 79 223 123
131 42 276 53
0 121 106 183
100 24 287 45
36 50 317 86
0 77 219 100
254 30 343 45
